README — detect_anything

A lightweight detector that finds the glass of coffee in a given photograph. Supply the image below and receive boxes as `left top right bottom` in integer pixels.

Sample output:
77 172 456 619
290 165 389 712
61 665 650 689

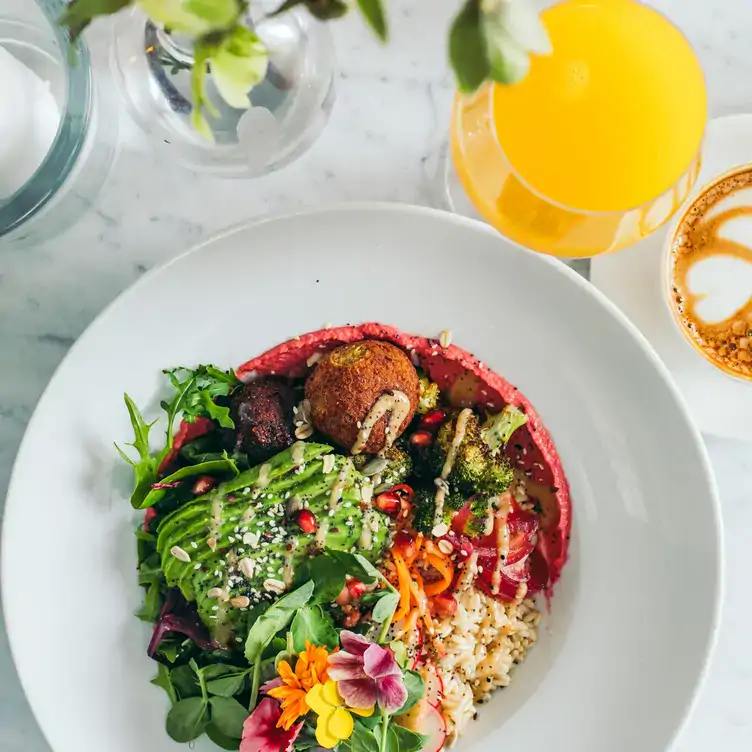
665 164 752 381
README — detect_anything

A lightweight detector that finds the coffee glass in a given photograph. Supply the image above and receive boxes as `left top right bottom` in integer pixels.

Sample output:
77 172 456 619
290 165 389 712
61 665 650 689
664 163 752 382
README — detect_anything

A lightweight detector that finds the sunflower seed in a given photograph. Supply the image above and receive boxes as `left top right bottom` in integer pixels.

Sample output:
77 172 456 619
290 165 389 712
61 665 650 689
362 458 389 476
170 546 191 563
207 537 217 552
207 587 228 601
432 523 449 538
438 539 453 555
238 558 255 579
295 424 313 440
263 578 287 595
440 329 452 348
230 595 251 608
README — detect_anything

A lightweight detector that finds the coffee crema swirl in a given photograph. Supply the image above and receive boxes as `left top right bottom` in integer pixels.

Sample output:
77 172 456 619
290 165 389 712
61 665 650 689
669 168 752 379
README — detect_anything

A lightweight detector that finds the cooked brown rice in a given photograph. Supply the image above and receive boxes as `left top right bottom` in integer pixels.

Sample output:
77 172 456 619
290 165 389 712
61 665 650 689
433 574 540 743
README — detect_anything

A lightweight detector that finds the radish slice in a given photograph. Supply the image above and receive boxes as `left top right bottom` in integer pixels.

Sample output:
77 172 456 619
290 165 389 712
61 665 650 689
420 703 447 752
422 664 444 705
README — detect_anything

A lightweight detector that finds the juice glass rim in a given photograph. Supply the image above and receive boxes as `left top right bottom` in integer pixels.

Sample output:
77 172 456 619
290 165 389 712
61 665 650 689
661 161 752 385
486 0 708 218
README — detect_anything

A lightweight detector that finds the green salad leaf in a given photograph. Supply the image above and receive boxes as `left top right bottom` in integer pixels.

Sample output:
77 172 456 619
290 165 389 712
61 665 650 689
293 553 346 605
208 696 248 740
165 696 209 743
371 590 400 624
245 580 315 664
150 663 177 706
115 394 159 509
171 664 201 699
204 666 251 698
323 548 380 584
206 723 241 750
387 723 428 752
396 670 425 715
290 604 339 652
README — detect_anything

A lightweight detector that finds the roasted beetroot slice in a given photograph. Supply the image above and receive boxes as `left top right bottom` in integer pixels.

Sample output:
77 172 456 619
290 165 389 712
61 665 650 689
235 322 571 596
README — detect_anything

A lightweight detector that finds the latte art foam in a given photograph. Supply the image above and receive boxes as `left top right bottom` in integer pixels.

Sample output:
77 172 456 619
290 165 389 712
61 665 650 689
668 167 752 380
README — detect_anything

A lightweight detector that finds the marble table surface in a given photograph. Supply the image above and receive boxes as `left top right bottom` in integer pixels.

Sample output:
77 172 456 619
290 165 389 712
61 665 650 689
1 1 751 750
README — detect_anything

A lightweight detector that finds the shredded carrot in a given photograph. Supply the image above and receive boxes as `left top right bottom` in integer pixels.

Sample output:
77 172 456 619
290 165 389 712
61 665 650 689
423 554 454 596
391 550 412 622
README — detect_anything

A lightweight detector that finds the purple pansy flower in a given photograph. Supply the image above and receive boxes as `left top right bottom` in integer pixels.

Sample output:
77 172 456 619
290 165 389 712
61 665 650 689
327 631 407 714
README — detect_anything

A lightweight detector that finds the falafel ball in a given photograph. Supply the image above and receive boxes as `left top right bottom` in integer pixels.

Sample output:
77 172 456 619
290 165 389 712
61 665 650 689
230 378 296 462
305 340 419 453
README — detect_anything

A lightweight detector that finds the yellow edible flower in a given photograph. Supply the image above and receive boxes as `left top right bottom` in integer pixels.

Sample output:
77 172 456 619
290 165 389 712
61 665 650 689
305 680 374 749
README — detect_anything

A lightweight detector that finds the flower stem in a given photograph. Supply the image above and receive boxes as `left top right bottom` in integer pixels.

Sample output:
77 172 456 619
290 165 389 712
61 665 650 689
248 660 261 712
379 710 390 752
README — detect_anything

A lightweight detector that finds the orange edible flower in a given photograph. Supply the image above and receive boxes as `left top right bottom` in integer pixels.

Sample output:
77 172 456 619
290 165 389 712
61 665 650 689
267 642 330 730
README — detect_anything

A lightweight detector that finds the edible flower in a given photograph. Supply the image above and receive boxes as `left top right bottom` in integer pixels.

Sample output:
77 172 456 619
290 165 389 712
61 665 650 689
267 641 330 730
327 631 407 714
306 680 374 749
240 697 303 752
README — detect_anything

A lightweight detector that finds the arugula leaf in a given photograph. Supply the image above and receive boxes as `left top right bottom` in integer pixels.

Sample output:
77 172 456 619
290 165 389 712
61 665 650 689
294 554 346 605
165 697 209 743
200 391 234 429
356 0 387 41
396 671 425 715
150 663 177 706
449 0 490 93
116 394 159 509
371 591 400 624
388 723 427 752
208 696 248 739
290 605 339 652
244 580 315 663
138 455 238 509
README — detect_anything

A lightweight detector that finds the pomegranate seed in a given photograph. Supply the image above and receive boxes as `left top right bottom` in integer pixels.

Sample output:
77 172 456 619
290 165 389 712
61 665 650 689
143 506 158 533
342 608 361 628
192 476 217 495
410 430 433 447
346 578 367 600
393 531 416 559
431 593 458 618
391 484 414 503
335 585 351 607
296 509 318 534
421 409 446 428
375 491 401 516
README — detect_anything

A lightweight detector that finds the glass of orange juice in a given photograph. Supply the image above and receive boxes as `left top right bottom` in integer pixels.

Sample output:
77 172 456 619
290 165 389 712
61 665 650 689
450 0 707 258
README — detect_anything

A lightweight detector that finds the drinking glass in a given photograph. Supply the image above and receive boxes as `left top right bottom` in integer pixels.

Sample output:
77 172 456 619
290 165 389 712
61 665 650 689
448 0 707 258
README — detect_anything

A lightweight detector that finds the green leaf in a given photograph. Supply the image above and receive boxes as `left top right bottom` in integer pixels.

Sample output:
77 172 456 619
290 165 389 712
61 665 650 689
211 26 269 110
356 0 387 41
388 723 427 752
371 591 400 624
138 0 240 35
136 581 163 622
396 671 425 715
201 391 234 429
171 664 201 699
208 696 249 739
449 0 490 93
118 394 160 509
60 0 132 39
294 554 346 605
389 640 407 668
290 605 339 652
150 663 177 706
138 455 238 509
348 721 381 752
206 667 250 697
206 723 241 750
303 0 350 21
165 697 209 743
245 580 315 663
324 548 380 584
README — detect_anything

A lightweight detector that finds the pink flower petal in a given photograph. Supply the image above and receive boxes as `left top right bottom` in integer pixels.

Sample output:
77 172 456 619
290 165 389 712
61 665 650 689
328 651 367 682
376 675 408 715
336 678 379 710
260 676 284 694
363 643 401 680
241 698 303 752
339 630 371 656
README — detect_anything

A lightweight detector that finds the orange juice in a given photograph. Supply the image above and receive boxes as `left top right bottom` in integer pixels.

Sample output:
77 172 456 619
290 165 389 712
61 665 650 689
451 0 707 257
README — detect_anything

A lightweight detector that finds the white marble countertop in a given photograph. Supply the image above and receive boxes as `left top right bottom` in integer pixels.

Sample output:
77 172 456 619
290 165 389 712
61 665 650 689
1 1 751 750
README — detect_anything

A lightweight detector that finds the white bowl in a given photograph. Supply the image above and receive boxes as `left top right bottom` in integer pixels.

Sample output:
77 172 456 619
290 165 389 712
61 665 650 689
2 205 722 752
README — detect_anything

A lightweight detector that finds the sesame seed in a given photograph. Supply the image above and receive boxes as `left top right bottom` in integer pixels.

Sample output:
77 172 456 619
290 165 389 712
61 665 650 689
190 541 198 549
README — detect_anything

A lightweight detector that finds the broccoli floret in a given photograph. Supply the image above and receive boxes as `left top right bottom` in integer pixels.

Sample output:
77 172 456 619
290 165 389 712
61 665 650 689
417 375 441 414
411 485 466 534
464 495 493 537
434 412 514 495
352 443 413 492
481 405 528 454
